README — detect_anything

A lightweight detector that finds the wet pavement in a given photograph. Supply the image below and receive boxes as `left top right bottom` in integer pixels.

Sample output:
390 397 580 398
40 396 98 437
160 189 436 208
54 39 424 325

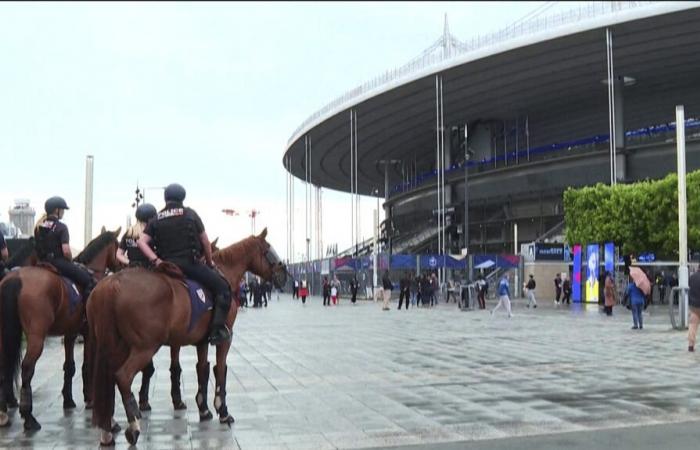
1 294 699 449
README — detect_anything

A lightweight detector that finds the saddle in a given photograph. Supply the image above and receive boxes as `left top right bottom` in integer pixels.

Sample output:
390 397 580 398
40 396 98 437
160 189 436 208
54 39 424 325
153 261 213 331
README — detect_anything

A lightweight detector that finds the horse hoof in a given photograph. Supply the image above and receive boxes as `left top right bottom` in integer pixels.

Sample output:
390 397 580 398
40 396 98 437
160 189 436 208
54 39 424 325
99 438 115 447
111 422 122 434
139 402 151 412
23 416 41 432
173 400 187 411
199 410 213 422
219 415 235 426
63 399 77 409
125 427 140 445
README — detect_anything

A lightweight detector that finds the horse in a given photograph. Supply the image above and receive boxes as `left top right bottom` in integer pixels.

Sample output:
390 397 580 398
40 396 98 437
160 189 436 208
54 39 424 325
135 236 220 412
4 238 37 272
0 228 121 431
89 228 286 446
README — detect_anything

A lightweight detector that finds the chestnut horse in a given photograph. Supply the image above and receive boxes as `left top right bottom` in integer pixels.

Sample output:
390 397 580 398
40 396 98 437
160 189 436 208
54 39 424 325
89 229 286 446
0 229 121 431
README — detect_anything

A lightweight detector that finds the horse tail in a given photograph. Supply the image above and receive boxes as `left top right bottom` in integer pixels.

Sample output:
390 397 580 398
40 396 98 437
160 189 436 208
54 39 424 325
90 278 125 431
0 276 23 392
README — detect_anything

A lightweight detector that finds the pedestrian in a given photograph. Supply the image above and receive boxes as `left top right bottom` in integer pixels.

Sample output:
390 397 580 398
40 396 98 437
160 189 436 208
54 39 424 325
249 277 258 307
687 269 700 352
293 279 299 299
331 275 341 305
625 276 646 330
410 274 419 307
603 272 616 316
382 270 393 311
239 280 248 308
554 273 562 306
350 274 358 304
491 272 513 318
446 279 458 304
398 272 410 310
430 272 438 306
299 278 309 305
526 274 537 308
477 274 487 309
253 277 263 308
562 274 571 305
322 276 331 306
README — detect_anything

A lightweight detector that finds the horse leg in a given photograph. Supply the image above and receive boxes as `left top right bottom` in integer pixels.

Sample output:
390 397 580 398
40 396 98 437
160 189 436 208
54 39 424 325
170 346 186 410
213 341 234 426
62 334 77 409
115 347 156 446
195 343 212 421
137 360 155 412
19 333 45 432
2 368 17 410
82 326 92 408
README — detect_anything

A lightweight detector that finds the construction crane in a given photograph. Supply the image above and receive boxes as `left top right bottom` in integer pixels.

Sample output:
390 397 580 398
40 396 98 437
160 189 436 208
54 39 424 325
248 209 261 235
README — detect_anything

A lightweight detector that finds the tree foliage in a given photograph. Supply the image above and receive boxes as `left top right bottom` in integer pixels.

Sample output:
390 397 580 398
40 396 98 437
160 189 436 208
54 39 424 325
564 170 700 258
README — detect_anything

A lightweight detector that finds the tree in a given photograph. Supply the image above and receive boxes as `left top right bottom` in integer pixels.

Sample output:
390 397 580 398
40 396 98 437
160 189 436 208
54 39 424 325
564 170 700 258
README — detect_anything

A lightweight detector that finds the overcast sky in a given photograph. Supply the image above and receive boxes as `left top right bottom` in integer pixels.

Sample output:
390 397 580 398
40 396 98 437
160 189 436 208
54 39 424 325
0 1 583 259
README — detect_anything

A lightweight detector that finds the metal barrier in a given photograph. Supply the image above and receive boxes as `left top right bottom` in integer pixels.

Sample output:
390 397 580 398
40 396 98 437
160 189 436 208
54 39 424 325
669 286 689 330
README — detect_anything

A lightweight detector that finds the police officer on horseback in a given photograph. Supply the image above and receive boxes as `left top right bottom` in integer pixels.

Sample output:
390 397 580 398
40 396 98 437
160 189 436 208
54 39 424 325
117 203 157 267
137 183 232 345
35 196 95 298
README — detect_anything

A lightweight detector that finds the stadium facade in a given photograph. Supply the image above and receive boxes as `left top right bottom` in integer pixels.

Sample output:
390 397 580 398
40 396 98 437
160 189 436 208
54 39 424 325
283 2 700 263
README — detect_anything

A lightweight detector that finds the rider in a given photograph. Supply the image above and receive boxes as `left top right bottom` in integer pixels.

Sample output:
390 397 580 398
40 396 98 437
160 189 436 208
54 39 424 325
116 203 157 267
34 196 95 298
137 183 232 345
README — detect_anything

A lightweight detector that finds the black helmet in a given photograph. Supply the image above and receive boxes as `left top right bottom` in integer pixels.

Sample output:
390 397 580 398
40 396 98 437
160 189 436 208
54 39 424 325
164 183 186 203
44 196 69 214
135 203 157 222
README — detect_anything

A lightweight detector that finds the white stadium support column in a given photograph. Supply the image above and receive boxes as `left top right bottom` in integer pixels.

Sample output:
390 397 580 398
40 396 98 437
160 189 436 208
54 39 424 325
676 105 689 328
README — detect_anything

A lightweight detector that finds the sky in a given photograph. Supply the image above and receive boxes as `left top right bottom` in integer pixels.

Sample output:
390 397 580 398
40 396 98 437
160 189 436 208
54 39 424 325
0 1 582 259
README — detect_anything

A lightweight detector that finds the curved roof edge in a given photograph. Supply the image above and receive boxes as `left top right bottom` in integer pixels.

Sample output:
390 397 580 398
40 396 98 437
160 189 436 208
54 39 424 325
284 1 698 156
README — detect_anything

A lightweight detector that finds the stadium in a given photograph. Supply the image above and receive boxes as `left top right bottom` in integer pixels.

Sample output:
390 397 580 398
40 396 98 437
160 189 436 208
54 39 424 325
283 1 700 268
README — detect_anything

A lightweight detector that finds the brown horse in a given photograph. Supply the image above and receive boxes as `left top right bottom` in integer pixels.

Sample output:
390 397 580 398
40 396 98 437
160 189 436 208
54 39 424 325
89 229 286 446
135 237 221 412
0 228 121 431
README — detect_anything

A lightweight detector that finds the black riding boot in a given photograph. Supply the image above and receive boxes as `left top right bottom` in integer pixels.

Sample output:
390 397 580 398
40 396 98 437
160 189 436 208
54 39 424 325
209 295 232 345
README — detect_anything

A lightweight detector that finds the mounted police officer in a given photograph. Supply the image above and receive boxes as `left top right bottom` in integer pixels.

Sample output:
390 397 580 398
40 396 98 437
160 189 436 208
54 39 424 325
137 183 232 345
116 203 157 267
34 196 95 298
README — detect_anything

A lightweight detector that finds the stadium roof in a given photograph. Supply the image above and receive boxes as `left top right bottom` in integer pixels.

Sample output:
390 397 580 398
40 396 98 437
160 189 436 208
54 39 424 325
283 2 700 197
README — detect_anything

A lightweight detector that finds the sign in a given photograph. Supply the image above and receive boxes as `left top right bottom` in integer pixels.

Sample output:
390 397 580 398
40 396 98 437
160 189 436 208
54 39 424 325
604 242 615 274
585 244 599 303
534 243 565 261
572 245 582 302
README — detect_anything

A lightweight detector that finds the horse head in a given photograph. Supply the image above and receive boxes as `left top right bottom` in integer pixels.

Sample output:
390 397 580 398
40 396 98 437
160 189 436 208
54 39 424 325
250 228 287 289
76 226 122 277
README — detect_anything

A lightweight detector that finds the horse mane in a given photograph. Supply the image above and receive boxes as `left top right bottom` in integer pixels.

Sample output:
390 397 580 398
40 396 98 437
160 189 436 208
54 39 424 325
7 237 35 269
74 231 116 264
214 236 255 267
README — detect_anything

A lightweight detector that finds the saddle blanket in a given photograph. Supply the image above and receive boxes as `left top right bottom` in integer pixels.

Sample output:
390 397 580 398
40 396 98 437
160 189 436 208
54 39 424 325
185 279 213 331
62 277 82 314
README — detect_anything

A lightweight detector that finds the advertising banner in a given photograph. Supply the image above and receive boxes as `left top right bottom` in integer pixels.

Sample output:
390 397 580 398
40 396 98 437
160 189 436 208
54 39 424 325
604 242 615 275
572 245 582 302
586 244 599 303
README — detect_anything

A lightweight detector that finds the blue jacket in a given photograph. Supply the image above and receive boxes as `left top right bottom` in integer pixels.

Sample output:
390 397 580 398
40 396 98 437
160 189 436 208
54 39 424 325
626 282 645 306
498 278 510 297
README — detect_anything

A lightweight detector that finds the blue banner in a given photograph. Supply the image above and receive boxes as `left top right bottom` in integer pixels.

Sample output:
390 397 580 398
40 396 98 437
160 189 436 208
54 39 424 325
572 245 581 302
604 242 614 275
391 254 416 269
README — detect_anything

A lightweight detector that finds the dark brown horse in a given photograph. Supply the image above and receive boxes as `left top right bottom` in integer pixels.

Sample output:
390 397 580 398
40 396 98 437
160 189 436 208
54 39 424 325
89 229 286 446
0 229 121 431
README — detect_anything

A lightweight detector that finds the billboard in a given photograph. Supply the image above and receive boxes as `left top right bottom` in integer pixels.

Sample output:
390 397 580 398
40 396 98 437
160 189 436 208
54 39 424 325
604 242 615 275
572 245 582 302
586 244 599 303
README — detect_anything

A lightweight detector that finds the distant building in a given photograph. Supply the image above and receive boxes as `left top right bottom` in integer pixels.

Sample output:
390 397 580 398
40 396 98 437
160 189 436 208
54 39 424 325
8 199 36 237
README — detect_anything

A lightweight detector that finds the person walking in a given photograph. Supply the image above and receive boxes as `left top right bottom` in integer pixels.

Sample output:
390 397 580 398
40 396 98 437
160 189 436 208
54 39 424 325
477 274 487 309
554 273 562 306
687 269 700 351
322 276 331 306
293 279 299 299
350 274 359 305
398 272 410 310
382 270 393 311
491 273 513 318
526 274 537 308
625 276 646 330
299 279 309 305
603 272 616 316
239 280 248 308
562 274 571 305
410 274 419 307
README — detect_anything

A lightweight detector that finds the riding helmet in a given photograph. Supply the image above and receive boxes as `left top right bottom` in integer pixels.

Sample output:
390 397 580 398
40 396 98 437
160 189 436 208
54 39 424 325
164 183 186 203
44 196 70 214
135 203 157 222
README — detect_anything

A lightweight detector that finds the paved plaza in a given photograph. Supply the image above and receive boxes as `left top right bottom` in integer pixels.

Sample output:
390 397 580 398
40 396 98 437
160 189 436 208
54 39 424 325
1 293 700 449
